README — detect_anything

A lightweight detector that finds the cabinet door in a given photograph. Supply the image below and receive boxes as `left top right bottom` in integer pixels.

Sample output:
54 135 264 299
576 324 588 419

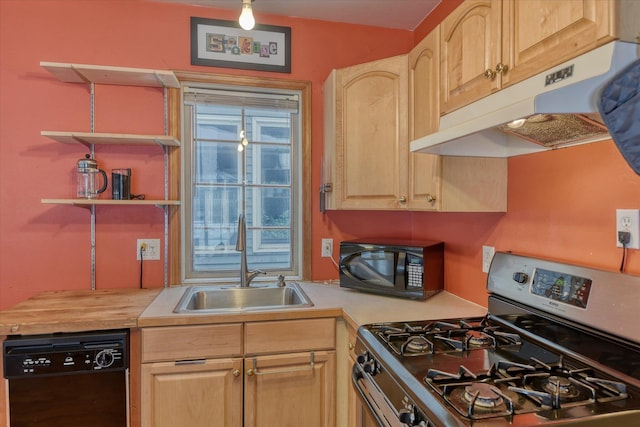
245 351 336 427
332 55 409 210
408 27 441 211
141 358 243 427
440 0 502 114
502 0 616 87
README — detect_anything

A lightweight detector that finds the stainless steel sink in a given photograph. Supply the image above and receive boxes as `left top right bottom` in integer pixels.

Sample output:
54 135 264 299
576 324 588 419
173 282 314 313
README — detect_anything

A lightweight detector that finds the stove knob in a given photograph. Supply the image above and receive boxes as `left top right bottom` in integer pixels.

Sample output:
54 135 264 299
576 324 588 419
356 351 369 364
513 272 528 284
362 360 378 375
398 407 415 425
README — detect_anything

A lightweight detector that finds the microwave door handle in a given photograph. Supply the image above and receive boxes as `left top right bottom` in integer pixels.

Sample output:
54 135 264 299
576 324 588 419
395 251 406 290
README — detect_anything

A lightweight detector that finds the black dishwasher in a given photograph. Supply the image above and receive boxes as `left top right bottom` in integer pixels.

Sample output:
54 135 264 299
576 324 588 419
3 330 129 427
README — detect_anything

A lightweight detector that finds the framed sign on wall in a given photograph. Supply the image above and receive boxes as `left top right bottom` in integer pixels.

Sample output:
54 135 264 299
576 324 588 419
190 17 291 73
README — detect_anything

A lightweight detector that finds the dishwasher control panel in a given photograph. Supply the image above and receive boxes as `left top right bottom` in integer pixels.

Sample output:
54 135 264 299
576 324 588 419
3 330 128 378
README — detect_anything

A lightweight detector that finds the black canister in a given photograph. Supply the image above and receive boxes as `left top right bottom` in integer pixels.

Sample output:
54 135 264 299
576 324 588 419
111 168 131 200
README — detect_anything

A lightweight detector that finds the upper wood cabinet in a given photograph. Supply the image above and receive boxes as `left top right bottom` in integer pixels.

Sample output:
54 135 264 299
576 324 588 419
323 55 410 210
409 27 507 212
408 26 440 211
440 0 638 114
440 0 502 114
323 43 507 213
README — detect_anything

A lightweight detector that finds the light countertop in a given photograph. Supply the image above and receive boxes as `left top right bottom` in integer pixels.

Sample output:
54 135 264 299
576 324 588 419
0 282 487 335
138 281 487 328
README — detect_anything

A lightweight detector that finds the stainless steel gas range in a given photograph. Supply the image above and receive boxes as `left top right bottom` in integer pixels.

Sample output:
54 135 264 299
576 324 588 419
353 252 640 426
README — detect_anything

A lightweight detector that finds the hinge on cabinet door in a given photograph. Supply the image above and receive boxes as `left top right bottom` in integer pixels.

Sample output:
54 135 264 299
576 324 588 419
320 183 332 213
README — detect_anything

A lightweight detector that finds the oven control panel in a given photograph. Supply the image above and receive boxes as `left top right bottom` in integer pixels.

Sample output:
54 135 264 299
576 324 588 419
530 267 592 308
486 252 640 344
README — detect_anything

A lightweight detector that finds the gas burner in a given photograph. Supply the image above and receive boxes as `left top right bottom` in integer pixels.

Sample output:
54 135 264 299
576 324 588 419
464 383 504 408
466 330 494 347
544 375 580 398
402 336 433 355
440 381 518 420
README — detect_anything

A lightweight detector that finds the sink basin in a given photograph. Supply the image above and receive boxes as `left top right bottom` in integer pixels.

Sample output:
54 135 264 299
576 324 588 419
173 282 314 313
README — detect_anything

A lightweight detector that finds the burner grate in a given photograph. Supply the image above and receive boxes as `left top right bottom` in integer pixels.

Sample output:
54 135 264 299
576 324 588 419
374 317 522 356
424 355 631 420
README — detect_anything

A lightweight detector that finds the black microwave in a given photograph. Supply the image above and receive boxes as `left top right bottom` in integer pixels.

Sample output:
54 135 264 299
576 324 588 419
339 239 444 300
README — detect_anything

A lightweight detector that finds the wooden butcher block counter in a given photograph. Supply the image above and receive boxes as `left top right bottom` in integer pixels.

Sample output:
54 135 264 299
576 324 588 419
0 288 161 336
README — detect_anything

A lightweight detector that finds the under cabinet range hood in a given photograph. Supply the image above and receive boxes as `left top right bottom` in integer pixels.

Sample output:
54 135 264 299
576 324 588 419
411 41 640 157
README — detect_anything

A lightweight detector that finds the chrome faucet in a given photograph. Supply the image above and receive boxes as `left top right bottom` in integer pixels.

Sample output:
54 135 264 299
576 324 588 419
236 214 266 287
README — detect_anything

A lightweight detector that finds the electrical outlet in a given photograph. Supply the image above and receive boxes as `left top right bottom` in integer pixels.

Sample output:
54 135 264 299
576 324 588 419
137 239 161 260
321 238 333 258
482 245 495 273
616 209 640 249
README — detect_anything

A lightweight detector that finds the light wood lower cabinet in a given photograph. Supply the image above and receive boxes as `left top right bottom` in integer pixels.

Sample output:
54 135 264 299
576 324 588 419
141 318 336 427
141 358 243 427
244 351 335 427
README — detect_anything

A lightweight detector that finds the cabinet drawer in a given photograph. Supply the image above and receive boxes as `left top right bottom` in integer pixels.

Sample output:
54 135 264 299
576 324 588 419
245 318 336 355
142 324 242 362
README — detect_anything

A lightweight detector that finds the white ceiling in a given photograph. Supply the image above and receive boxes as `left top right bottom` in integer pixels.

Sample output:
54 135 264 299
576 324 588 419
153 0 442 30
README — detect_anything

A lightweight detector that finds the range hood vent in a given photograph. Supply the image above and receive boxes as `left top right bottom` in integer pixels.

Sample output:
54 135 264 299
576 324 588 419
410 41 640 157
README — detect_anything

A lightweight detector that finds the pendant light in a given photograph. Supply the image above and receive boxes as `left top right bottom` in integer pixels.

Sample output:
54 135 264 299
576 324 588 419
239 0 255 30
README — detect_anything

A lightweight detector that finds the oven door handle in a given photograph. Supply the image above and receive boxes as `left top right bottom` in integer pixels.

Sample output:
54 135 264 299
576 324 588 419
352 362 406 427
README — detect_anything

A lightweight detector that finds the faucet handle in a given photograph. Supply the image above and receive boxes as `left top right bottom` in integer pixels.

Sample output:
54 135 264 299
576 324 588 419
277 274 286 287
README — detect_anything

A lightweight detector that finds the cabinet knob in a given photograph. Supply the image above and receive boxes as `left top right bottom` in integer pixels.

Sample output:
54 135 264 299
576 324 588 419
495 62 509 75
232 369 240 377
348 342 354 350
426 194 436 203
246 368 255 376
399 196 407 203
484 68 497 80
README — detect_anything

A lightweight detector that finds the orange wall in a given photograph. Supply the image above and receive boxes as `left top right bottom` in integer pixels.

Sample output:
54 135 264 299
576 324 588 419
0 0 413 309
2 0 640 311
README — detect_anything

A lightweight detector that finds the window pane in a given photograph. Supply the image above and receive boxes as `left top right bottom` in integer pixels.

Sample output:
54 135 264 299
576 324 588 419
192 186 241 257
195 141 240 184
244 144 291 186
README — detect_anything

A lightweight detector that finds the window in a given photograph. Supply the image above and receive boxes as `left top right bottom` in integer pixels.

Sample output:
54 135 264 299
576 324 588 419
181 82 304 282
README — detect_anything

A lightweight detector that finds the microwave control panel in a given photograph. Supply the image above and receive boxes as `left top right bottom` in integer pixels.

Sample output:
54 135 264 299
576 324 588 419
406 256 423 289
